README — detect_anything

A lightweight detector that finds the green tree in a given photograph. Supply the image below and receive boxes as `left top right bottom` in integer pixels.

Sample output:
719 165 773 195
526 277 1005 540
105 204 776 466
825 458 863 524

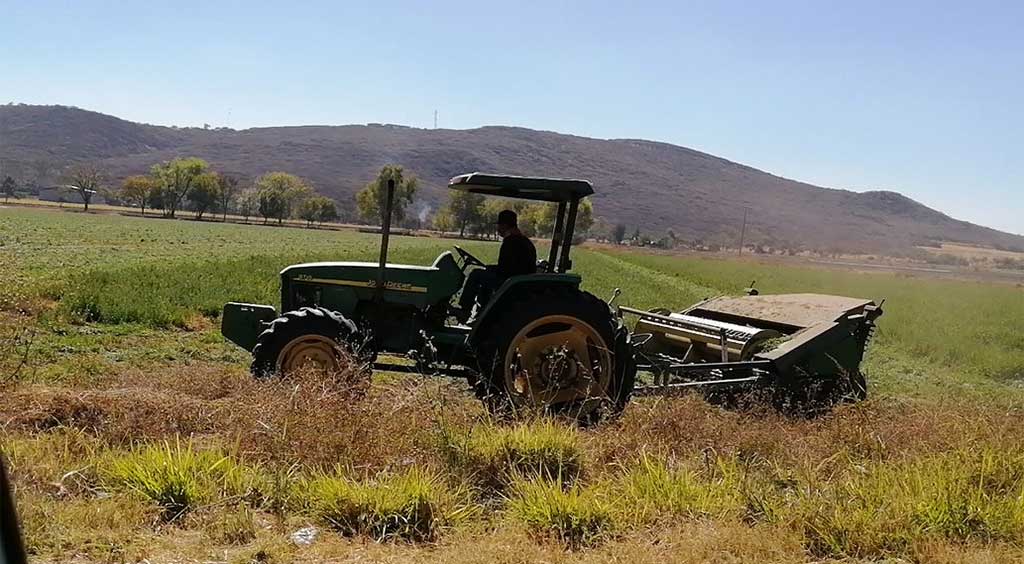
356 165 418 225
1 176 16 203
318 198 339 224
512 203 542 237
255 171 312 224
148 184 167 214
120 175 157 216
217 174 241 221
298 195 337 227
188 172 221 220
63 163 105 212
440 189 485 237
571 200 594 243
477 199 507 239
150 157 208 218
433 208 455 234
534 204 557 237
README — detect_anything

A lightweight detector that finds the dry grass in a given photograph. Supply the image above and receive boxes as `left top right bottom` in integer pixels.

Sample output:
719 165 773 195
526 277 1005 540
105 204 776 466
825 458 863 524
7 363 1024 561
1 364 482 470
6 359 1024 561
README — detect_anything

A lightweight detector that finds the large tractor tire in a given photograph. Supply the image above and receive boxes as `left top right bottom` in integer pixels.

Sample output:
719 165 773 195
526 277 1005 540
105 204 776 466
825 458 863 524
250 307 370 379
473 288 636 425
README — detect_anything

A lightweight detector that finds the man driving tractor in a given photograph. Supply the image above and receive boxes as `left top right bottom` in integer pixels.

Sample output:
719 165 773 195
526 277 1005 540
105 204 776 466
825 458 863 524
456 209 537 320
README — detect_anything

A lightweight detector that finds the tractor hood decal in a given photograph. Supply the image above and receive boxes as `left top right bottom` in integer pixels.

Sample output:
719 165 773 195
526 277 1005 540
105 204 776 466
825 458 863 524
292 276 428 294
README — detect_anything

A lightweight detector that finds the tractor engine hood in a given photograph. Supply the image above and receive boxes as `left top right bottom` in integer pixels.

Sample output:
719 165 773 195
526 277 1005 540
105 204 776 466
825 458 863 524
280 255 465 310
282 261 438 290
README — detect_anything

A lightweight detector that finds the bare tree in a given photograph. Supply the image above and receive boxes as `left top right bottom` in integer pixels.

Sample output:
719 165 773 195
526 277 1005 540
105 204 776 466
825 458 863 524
217 174 241 220
63 163 105 212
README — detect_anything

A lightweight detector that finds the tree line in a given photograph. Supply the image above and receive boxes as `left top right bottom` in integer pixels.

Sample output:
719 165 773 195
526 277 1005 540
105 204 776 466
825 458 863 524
5 159 600 240
117 158 339 226
433 190 594 240
350 165 595 240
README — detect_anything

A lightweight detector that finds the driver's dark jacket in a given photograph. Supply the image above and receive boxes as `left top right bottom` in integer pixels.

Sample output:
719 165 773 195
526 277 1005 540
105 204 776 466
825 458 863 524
495 231 537 279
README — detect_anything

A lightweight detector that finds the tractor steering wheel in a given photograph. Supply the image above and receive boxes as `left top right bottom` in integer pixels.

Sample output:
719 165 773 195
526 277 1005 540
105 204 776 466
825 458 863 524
454 246 485 268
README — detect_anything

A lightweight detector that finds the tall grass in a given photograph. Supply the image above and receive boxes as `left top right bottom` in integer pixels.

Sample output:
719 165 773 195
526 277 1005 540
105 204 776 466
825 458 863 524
61 256 295 327
793 448 1024 558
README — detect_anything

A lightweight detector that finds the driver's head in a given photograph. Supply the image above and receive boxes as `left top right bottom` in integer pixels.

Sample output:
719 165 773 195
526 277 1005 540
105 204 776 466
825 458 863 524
496 209 518 237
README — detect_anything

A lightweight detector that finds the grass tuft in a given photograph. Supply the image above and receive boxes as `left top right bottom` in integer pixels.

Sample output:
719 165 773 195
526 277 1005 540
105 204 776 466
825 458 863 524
302 467 469 542
102 440 262 521
507 477 615 549
620 454 745 523
440 419 583 492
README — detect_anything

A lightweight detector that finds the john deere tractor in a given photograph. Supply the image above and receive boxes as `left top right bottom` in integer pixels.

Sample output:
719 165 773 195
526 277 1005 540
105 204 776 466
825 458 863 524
223 172 883 420
222 173 635 421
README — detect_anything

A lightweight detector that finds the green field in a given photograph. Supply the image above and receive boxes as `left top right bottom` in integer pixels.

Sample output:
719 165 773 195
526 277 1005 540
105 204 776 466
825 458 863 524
2 207 1024 563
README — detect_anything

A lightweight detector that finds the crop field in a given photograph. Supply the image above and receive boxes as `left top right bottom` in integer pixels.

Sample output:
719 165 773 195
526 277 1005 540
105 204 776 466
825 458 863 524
2 206 1024 563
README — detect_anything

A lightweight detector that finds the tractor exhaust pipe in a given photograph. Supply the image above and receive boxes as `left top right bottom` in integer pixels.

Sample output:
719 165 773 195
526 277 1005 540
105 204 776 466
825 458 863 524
376 178 396 300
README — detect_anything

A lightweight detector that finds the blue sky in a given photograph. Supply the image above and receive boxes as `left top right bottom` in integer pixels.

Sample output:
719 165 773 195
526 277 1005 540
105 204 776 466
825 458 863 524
2 0 1021 234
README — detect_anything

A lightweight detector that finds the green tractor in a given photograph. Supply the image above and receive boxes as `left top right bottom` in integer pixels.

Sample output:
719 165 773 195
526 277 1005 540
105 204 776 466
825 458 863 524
222 173 636 421
222 171 884 420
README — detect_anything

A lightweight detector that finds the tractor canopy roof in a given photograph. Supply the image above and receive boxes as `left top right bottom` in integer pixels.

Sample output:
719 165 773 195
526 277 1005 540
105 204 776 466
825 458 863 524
448 172 594 202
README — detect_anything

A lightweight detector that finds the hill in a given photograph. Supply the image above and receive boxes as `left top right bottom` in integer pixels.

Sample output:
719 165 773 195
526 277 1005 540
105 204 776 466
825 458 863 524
1 103 1020 253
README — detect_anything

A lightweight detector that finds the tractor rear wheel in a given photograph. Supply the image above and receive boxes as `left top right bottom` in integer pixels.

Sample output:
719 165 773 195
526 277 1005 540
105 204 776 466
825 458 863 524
474 289 636 425
250 307 370 379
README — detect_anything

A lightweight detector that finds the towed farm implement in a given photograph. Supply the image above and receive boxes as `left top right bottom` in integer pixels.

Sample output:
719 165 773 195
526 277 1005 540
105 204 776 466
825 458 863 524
222 173 882 421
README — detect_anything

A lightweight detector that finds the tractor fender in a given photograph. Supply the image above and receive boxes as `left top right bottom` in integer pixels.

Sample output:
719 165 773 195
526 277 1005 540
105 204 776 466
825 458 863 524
467 273 582 347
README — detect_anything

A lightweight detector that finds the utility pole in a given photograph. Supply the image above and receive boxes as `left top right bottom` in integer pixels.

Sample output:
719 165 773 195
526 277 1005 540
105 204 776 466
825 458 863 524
738 207 748 256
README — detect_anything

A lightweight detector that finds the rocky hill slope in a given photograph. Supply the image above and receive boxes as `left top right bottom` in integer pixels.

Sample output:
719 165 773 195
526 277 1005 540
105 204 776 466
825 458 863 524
2 104 1020 253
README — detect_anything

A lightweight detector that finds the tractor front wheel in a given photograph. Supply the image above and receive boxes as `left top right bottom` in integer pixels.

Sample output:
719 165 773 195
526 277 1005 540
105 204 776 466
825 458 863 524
250 307 370 379
474 289 636 425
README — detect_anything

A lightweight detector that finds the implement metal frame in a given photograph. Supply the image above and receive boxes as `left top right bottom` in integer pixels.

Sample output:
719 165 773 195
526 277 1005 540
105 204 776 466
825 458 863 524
620 306 775 395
